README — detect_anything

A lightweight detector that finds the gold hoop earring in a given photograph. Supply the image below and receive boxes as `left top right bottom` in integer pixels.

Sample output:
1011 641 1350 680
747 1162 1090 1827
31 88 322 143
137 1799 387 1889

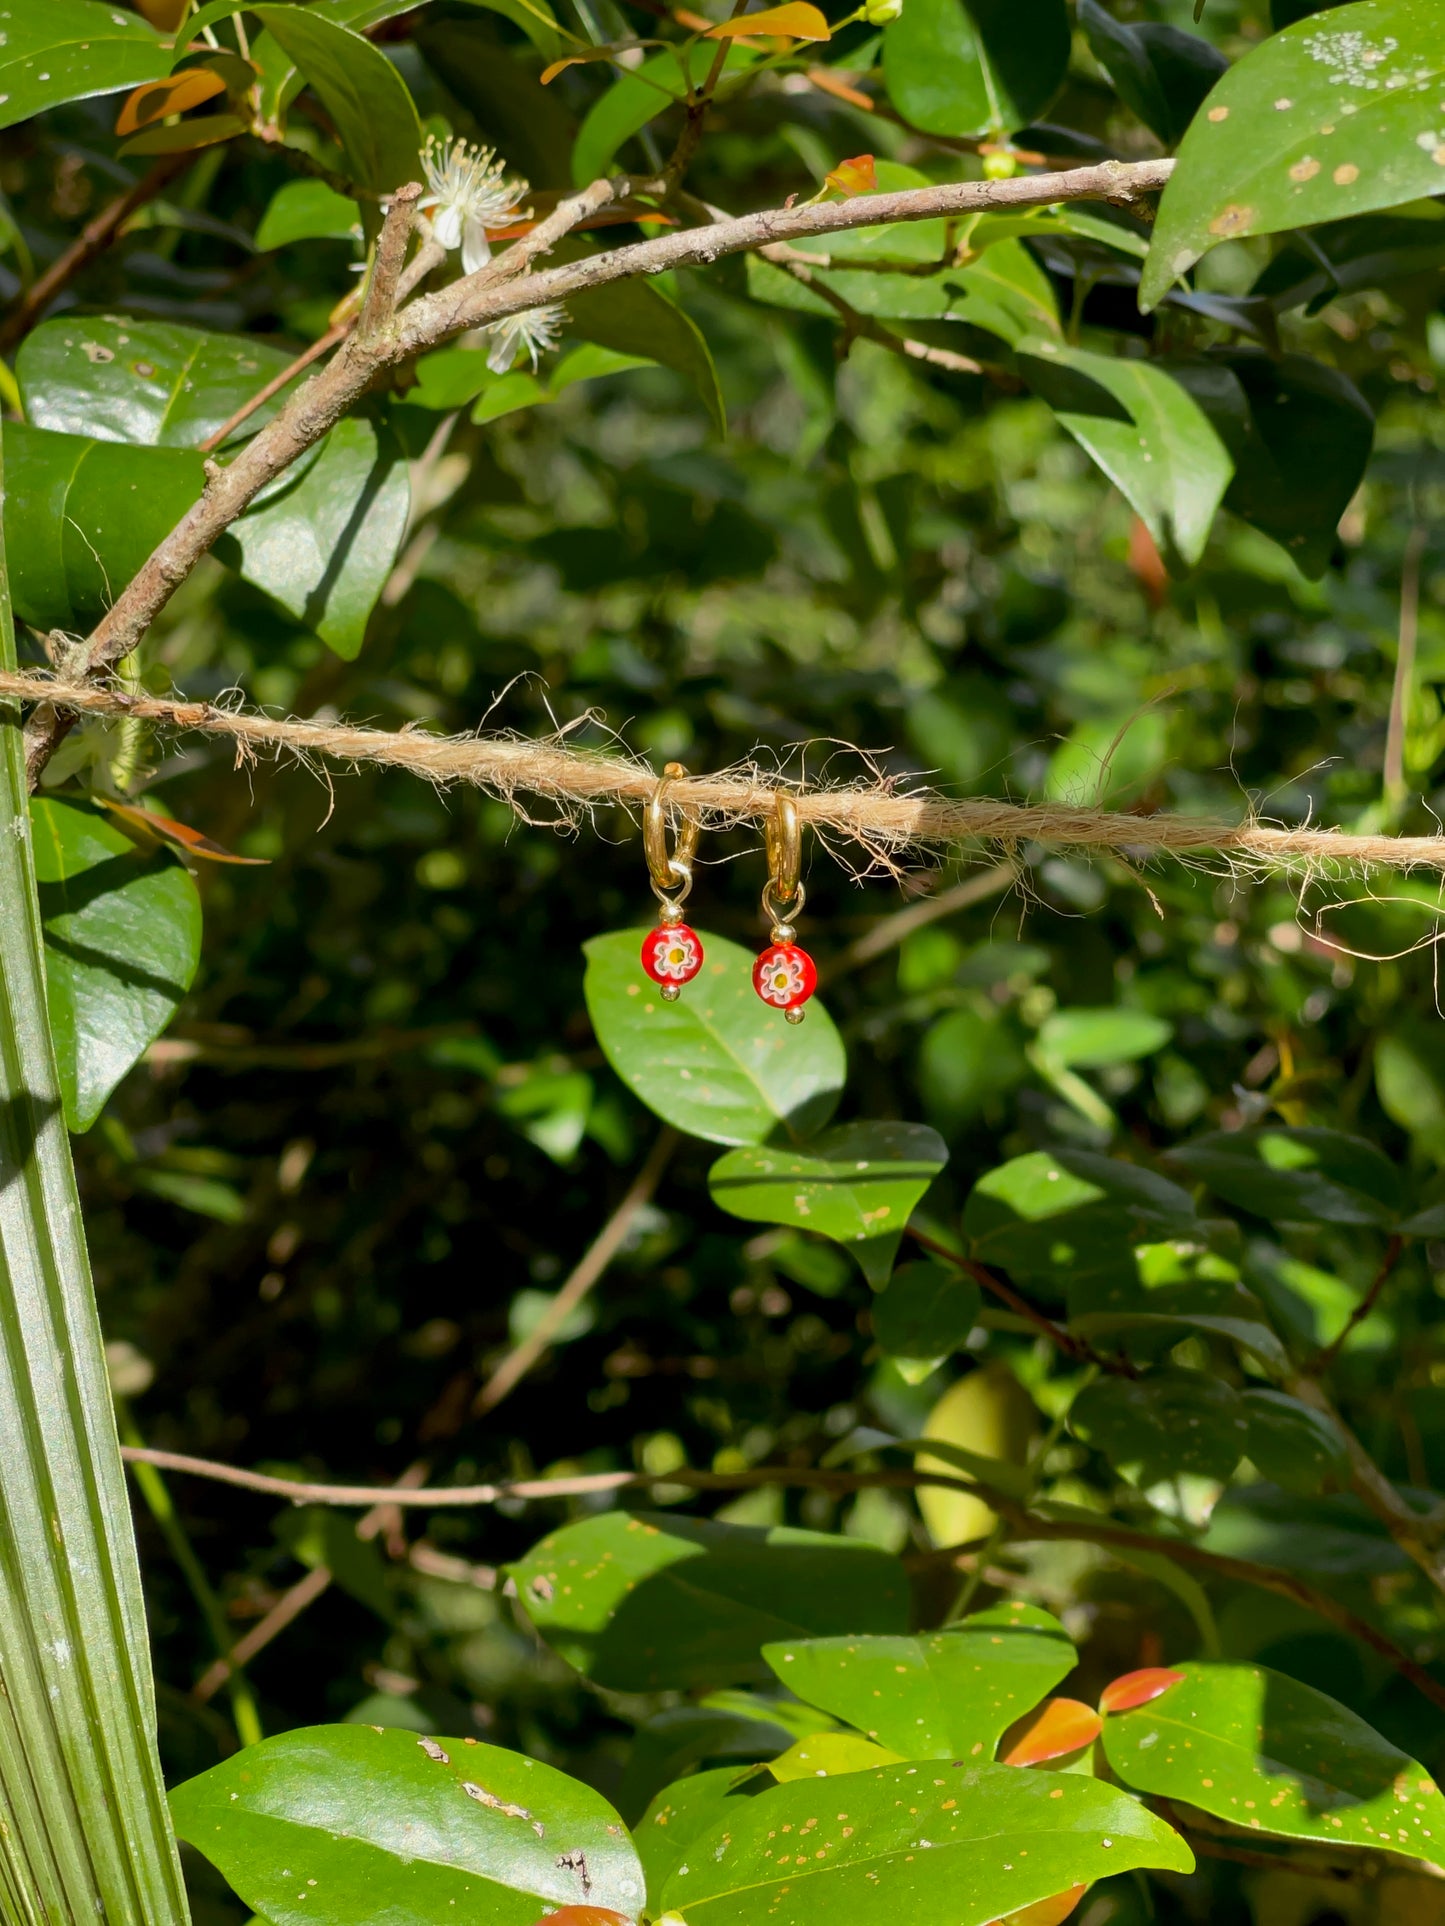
639 762 704 1003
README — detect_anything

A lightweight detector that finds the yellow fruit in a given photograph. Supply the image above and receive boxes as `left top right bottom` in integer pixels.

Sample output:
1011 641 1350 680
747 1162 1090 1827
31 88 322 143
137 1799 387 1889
916 1362 1034 1547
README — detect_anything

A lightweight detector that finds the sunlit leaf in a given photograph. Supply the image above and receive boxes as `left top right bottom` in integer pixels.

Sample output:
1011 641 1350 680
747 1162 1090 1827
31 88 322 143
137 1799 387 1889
1000 1698 1103 1767
705 2 830 35
825 153 877 194
1099 1668 1185 1714
0 1 169 132
100 799 270 867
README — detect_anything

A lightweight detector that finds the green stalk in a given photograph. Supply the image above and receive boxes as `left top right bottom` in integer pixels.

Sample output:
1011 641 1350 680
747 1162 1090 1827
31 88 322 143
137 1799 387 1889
118 1402 264 1750
0 449 190 1919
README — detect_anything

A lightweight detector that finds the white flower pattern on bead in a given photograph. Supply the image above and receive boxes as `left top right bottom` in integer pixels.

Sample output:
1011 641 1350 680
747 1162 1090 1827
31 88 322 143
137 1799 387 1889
757 949 806 1006
650 928 701 981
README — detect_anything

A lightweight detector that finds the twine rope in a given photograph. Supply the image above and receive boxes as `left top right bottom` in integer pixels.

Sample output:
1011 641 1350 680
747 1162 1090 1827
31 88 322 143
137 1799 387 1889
4 670 1443 872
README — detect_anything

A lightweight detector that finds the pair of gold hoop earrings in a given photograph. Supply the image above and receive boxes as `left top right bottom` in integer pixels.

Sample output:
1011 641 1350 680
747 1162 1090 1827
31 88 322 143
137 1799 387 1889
639 762 817 1023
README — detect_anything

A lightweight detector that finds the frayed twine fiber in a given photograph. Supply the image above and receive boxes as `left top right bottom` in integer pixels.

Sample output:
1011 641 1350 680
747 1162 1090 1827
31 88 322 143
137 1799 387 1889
6 669 1445 875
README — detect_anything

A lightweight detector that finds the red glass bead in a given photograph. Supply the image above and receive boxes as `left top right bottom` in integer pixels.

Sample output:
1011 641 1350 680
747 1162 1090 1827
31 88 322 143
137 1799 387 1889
640 921 705 996
753 941 817 1017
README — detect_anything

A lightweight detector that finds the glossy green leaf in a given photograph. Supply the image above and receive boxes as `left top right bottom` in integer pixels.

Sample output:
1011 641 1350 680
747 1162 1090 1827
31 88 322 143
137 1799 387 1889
1018 339 1233 571
1035 1007 1173 1070
255 178 363 250
635 1767 763 1906
1167 1126 1404 1226
0 371 190 1926
619 1703 800 1821
660 1758 1193 1922
565 274 727 435
917 1005 1029 1135
582 928 845 1148
215 415 410 658
882 0 1071 139
1079 0 1228 147
1103 1661 1445 1861
873 1260 981 1380
1241 1388 1350 1494
3 421 206 632
708 1121 948 1286
764 1603 1078 1761
249 6 424 194
1048 1151 1200 1239
31 799 201 1134
962 1150 1136 1295
0 0 169 131
767 1733 903 1780
1070 1278 1288 1372
746 238 1059 343
510 1510 909 1692
1141 0 1445 310
171 1724 645 1926
17 317 301 450
1070 1370 1248 1484
571 44 757 186
1168 352 1373 577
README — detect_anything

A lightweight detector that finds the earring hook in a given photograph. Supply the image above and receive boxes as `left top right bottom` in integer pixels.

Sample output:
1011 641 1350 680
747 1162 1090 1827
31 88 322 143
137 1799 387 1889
644 761 699 919
761 791 805 939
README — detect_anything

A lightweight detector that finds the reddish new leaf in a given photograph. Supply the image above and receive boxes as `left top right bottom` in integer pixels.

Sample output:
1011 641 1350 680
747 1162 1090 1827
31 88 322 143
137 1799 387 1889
999 1697 1102 1767
530 1912 632 1926
1099 1667 1185 1715
115 68 227 134
705 2 830 38
102 799 269 866
993 1886 1088 1926
824 153 877 196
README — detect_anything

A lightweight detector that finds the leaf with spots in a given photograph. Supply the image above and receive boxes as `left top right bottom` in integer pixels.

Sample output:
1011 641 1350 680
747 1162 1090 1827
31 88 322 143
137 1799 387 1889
1141 0 1445 310
509 1510 909 1694
1102 1661 1445 1861
634 1767 766 1906
762 1604 1078 1763
583 928 846 1148
708 1121 948 1287
1068 1370 1249 1485
0 0 170 132
17 318 303 451
170 1724 645 1926
658 1758 1193 1924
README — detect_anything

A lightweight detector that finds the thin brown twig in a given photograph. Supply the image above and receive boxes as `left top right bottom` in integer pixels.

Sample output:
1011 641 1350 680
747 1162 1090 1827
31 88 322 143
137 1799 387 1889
196 322 348 456
0 153 191 353
472 1126 679 1416
820 863 1018 980
906 1226 1133 1374
769 248 984 377
116 1448 1445 1712
1315 1233 1403 1373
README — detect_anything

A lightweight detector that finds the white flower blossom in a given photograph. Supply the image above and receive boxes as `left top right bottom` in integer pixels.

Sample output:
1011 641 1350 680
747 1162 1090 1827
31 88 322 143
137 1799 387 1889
418 135 527 275
483 303 567 374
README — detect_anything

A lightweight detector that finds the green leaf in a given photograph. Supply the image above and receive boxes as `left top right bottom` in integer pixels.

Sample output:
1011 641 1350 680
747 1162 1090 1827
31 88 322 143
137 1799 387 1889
2 421 206 632
745 239 1059 343
275 1507 396 1622
1070 1278 1289 1372
708 1121 948 1286
620 1704 800 1822
767 1732 903 1780
31 799 202 1134
795 161 950 264
0 0 169 132
571 43 757 186
1035 1007 1173 1069
0 403 190 1925
472 370 551 423
1069 1370 1249 1484
1241 1388 1350 1494
1167 1126 1404 1226
635 1767 763 1906
171 1724 646 1925
215 414 410 658
962 1150 1136 1294
582 927 846 1148
1079 0 1228 147
1017 339 1233 571
1201 1485 1411 1575
1102 1661 1445 1861
509 1510 909 1692
660 1759 1193 1921
249 6 424 195
872 1260 981 1380
1141 0 1445 310
17 317 301 450
882 0 1071 139
565 277 727 436
917 1005 1028 1135
1168 352 1373 577
255 178 363 250
763 1603 1078 1761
